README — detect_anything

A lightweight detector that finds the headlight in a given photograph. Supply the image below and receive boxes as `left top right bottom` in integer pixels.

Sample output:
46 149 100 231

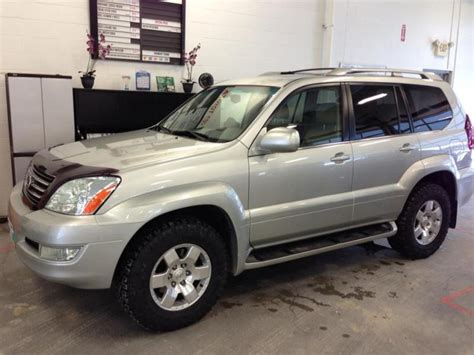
45 176 121 215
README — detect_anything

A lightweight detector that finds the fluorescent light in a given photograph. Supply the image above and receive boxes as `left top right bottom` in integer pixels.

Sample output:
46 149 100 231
357 93 388 105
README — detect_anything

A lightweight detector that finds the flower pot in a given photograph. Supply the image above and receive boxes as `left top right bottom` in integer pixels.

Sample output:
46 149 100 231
81 75 95 89
182 81 194 93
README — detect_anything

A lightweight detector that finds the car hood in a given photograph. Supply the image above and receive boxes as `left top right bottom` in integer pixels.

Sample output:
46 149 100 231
48 129 226 171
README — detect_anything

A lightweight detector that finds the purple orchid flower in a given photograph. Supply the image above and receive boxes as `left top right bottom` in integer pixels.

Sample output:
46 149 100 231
80 32 112 77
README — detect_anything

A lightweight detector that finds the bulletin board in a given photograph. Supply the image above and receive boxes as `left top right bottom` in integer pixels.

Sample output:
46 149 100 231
89 0 186 65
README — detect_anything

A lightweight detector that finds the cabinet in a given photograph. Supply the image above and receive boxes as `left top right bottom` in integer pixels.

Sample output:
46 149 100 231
6 74 75 184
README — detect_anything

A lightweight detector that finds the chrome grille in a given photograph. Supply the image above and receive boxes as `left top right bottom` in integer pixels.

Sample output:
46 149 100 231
23 165 55 207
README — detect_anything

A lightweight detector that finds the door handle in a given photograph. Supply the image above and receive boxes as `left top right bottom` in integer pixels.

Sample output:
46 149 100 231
399 143 415 152
330 152 351 163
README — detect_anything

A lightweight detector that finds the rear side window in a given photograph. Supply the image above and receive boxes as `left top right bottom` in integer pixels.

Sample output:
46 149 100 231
404 85 453 132
351 85 400 139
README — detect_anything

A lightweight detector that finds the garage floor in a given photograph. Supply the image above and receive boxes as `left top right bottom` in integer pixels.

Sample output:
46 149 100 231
0 199 472 354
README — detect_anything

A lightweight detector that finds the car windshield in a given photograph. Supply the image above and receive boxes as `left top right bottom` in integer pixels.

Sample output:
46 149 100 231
154 86 279 142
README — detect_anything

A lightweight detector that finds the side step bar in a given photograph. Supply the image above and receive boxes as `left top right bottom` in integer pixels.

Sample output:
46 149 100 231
244 222 397 270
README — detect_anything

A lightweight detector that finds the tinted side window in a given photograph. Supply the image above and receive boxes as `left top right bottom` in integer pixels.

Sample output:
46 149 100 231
404 85 452 132
351 85 399 139
267 86 343 147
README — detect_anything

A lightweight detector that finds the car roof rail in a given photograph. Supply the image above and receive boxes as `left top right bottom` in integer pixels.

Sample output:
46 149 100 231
327 68 443 81
280 68 337 75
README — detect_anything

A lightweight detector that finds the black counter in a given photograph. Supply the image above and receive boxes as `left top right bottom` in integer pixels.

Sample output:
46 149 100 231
73 88 194 139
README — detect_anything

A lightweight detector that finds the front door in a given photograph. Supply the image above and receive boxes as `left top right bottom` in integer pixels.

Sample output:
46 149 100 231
248 85 354 247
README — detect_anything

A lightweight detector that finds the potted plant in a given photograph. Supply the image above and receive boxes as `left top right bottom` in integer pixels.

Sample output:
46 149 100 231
79 33 111 89
182 43 201 93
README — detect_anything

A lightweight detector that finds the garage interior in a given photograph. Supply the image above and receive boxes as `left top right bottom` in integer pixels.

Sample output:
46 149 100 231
0 0 473 353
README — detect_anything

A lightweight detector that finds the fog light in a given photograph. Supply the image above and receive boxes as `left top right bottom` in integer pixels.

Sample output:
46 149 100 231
39 245 81 261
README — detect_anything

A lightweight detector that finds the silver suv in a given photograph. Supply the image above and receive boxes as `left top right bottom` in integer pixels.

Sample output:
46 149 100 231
8 68 474 331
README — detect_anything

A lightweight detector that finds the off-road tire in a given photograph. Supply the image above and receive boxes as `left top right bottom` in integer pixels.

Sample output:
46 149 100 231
389 183 451 259
114 217 228 331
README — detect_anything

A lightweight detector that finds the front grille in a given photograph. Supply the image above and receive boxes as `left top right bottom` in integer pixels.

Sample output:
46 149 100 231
23 165 55 207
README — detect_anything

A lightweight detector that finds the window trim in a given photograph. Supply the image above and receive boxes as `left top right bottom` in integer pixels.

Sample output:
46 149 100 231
395 85 415 134
261 83 350 150
346 82 415 141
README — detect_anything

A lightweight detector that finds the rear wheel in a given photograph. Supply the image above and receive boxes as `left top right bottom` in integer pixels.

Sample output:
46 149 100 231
114 217 228 331
389 183 451 259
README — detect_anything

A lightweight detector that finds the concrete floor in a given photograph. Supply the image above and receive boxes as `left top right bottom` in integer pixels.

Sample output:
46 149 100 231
0 200 473 355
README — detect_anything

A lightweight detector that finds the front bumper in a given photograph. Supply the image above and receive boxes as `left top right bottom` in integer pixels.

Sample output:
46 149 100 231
8 183 142 289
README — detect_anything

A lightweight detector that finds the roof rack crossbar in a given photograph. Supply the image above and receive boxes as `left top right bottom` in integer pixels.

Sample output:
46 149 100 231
327 68 442 80
280 68 336 75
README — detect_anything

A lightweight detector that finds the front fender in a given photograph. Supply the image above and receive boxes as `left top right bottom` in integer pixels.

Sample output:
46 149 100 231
96 182 251 274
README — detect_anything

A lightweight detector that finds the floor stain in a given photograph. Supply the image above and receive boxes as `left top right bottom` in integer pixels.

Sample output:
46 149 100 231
394 261 405 266
342 334 351 338
279 289 331 308
220 300 243 309
320 326 328 331
277 296 314 312
351 263 381 275
5 303 37 317
267 308 278 313
312 277 375 300
379 260 391 266
388 291 398 298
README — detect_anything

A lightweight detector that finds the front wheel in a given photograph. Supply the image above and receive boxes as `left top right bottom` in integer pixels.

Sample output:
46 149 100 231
389 183 451 259
114 217 228 331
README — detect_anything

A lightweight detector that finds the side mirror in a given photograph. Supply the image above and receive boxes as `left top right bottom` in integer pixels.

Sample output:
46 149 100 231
260 127 300 153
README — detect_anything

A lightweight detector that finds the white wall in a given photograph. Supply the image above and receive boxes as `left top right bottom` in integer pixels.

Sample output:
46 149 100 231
0 0 324 216
452 0 474 116
329 0 460 70
327 0 473 112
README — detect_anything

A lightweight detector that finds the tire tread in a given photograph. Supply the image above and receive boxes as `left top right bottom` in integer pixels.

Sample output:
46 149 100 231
389 183 451 259
114 217 227 331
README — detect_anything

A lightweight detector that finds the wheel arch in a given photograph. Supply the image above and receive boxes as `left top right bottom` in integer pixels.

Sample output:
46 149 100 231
108 182 250 286
408 170 458 228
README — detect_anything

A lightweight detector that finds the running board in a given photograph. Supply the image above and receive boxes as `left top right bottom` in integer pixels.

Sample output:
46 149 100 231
244 221 397 270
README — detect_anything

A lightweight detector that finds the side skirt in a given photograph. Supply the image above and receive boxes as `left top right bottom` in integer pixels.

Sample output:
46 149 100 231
244 221 397 270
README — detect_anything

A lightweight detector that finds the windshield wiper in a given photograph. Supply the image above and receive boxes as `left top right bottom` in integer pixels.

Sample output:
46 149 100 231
150 126 218 142
172 130 212 142
149 125 173 134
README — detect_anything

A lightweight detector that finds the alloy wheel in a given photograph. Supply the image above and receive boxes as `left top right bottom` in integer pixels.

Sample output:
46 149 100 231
149 243 212 311
413 200 443 246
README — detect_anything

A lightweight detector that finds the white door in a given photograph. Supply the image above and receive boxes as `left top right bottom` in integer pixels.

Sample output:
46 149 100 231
7 76 44 153
42 78 75 147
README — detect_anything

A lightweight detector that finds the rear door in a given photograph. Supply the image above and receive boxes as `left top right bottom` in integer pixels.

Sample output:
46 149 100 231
349 83 421 225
